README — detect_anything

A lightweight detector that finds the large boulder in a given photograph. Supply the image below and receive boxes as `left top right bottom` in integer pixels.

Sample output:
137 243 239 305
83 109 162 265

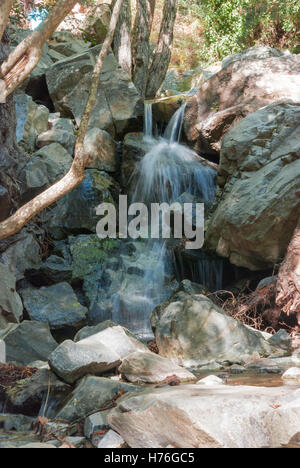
221 46 289 69
7 368 71 416
84 128 117 173
36 127 76 156
26 143 72 181
56 376 140 421
184 51 300 154
0 321 57 365
151 286 281 368
205 101 300 270
20 283 87 330
46 169 117 239
109 384 300 448
0 231 41 281
49 325 148 384
119 351 195 384
14 93 49 152
46 45 143 139
0 264 23 329
20 144 73 202
121 133 151 192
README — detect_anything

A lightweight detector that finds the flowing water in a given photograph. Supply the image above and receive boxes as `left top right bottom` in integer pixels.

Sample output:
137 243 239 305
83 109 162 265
106 102 220 338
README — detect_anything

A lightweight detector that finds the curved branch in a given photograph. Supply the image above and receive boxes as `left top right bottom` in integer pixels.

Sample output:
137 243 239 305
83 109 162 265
0 0 78 101
0 0 124 241
0 0 15 42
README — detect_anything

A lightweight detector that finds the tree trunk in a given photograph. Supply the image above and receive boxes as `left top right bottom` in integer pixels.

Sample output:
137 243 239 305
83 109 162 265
276 218 300 328
0 30 26 222
0 0 78 101
0 0 124 241
132 0 152 97
147 0 156 32
113 0 132 77
145 0 178 99
0 0 15 42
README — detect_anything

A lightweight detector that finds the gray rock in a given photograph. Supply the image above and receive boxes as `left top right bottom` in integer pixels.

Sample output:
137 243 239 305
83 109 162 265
30 255 73 285
15 93 49 152
74 320 117 342
48 339 121 384
97 430 125 448
20 158 49 201
119 351 195 384
222 46 289 69
20 283 87 330
8 368 71 409
46 169 116 239
0 414 35 432
20 143 73 201
84 128 117 172
50 117 75 134
46 45 143 139
151 286 280 368
36 128 76 155
49 325 148 384
245 358 282 374
56 376 140 421
0 321 57 365
184 53 300 154
198 362 224 372
121 133 151 191
268 330 292 352
84 410 111 439
0 232 41 281
31 143 73 182
0 264 23 329
48 34 91 57
206 101 300 270
230 364 246 374
109 384 300 448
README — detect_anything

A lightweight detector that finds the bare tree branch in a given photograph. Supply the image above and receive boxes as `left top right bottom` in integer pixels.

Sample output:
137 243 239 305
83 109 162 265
0 0 124 241
0 0 15 42
0 0 78 101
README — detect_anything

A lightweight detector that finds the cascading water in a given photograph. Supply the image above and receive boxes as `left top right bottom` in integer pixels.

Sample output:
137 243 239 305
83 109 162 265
164 103 187 143
101 101 220 338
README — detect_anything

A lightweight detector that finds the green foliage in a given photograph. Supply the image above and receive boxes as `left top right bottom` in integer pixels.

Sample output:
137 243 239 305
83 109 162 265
178 0 300 65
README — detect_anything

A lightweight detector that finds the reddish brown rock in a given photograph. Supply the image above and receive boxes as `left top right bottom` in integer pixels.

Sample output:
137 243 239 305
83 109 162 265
184 54 300 154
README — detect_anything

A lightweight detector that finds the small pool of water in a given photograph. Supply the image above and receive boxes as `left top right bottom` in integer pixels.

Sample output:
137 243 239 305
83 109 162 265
194 371 299 388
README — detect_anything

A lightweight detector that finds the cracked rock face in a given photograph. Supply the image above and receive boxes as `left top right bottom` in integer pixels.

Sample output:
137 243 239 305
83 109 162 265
46 45 143 139
205 101 300 270
108 384 300 448
184 53 300 155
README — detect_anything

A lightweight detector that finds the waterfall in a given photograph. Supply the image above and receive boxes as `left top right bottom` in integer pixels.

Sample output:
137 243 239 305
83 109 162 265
164 103 187 143
101 101 220 338
144 102 153 138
